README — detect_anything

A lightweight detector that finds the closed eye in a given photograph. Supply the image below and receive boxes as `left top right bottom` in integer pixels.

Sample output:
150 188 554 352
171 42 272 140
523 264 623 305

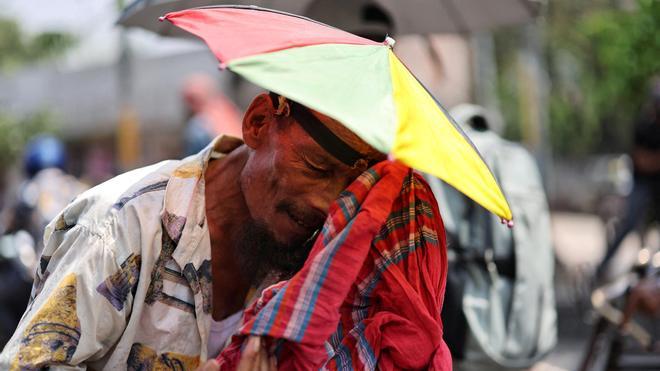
302 155 331 175
305 160 330 174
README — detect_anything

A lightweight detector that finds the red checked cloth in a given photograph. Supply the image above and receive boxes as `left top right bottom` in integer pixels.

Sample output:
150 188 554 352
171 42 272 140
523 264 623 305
218 161 452 370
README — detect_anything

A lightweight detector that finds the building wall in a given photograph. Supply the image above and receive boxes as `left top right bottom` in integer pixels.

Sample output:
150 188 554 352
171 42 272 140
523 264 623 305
0 50 230 137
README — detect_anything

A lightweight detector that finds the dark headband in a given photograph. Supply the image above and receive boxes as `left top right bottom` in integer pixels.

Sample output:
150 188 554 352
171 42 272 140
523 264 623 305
268 92 366 167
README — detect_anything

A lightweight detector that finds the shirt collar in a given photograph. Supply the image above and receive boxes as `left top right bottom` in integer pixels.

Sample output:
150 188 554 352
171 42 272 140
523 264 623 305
161 135 243 266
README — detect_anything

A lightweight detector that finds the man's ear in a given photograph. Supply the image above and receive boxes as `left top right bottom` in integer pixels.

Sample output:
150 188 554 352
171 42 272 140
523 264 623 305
242 93 274 149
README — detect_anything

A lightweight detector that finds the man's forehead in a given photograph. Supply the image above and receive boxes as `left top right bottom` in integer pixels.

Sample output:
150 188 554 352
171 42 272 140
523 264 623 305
267 92 381 168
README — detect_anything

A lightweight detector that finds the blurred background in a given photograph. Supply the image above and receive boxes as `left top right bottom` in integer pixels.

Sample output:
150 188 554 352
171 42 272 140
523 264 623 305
0 0 658 370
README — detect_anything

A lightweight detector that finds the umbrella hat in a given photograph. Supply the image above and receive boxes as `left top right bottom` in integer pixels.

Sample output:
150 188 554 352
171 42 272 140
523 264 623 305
162 6 513 222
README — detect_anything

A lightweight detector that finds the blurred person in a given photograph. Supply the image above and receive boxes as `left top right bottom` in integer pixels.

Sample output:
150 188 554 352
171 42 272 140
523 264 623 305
425 104 556 369
597 81 660 280
0 135 87 348
0 230 34 349
7 136 88 244
0 92 451 370
621 276 660 331
80 146 116 186
182 73 242 156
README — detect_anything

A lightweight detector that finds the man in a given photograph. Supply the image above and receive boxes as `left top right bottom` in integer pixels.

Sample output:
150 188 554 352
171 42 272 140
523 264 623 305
0 92 384 369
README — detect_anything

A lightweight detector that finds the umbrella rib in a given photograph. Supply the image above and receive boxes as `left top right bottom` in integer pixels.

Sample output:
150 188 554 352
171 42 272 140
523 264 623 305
439 0 469 34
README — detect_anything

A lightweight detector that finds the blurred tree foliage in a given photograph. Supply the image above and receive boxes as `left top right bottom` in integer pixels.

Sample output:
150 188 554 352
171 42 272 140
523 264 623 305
495 0 660 156
0 18 75 71
0 113 55 173
0 18 73 179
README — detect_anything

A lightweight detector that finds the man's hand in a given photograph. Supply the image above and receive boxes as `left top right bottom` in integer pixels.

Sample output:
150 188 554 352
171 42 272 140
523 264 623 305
195 337 276 371
237 336 276 371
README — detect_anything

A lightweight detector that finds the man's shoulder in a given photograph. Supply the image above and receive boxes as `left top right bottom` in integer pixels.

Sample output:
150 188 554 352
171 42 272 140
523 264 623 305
59 160 181 231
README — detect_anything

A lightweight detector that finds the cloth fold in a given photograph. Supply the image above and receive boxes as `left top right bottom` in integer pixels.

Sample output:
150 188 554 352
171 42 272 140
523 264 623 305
218 161 452 370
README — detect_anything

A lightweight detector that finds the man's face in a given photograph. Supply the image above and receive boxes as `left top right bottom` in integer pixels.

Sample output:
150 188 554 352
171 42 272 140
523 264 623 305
239 96 365 249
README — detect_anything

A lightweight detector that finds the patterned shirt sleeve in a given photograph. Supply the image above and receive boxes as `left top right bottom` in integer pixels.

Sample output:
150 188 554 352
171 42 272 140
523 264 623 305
0 217 139 370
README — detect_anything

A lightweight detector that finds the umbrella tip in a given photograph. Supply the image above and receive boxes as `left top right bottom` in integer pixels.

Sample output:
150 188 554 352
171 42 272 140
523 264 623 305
384 36 396 48
158 16 166 22
507 220 514 228
500 218 515 229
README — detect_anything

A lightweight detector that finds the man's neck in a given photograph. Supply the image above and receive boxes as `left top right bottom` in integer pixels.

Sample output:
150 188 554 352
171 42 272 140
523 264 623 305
204 145 253 320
